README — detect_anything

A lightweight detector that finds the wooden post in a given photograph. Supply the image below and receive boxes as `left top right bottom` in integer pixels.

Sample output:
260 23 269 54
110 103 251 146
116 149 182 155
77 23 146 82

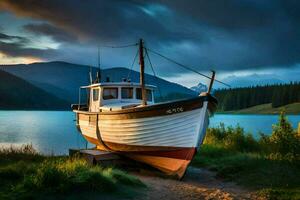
298 122 300 136
207 70 215 94
139 39 147 106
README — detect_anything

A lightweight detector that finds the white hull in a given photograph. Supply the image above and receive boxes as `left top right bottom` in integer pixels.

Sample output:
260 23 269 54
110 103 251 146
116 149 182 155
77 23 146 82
74 94 217 178
77 102 209 149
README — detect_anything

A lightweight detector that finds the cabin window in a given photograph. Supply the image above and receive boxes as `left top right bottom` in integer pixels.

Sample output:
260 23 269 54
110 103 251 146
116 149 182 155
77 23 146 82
103 88 118 100
136 88 152 101
121 87 133 99
92 88 99 101
136 88 142 100
146 89 152 101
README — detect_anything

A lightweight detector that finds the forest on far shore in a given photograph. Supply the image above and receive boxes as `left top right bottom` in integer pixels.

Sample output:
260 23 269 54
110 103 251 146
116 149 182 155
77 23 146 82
214 82 300 111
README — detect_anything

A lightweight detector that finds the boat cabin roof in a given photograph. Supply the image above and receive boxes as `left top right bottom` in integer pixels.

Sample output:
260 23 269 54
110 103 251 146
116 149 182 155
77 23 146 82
80 81 156 112
81 82 156 89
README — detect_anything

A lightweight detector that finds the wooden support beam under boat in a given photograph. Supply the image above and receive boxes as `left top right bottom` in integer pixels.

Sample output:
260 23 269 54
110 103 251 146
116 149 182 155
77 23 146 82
69 149 121 165
139 38 147 106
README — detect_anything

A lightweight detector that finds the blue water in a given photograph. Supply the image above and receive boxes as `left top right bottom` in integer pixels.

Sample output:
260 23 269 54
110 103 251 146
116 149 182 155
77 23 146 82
0 111 88 155
210 114 300 137
0 111 299 155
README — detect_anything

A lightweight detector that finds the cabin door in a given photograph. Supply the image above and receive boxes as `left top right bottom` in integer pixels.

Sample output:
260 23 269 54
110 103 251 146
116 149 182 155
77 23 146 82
90 88 100 112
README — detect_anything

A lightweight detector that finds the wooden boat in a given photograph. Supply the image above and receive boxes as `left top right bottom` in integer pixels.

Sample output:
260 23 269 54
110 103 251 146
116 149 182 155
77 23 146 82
72 39 218 179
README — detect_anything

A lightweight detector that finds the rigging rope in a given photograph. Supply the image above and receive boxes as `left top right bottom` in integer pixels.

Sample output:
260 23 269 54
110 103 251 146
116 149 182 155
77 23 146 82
95 41 230 87
145 47 231 87
144 48 163 100
126 48 139 81
98 43 138 49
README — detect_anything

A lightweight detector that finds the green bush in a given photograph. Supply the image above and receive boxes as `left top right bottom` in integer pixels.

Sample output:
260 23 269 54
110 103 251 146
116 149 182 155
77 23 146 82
204 112 300 161
204 123 260 152
267 112 300 161
257 111 300 162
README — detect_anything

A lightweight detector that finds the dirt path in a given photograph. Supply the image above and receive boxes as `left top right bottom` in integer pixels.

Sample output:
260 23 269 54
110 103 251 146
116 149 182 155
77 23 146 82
132 167 261 200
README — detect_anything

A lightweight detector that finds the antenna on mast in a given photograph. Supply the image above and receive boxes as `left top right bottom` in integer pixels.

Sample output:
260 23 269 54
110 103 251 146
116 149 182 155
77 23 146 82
95 46 101 83
89 67 93 84
98 46 101 69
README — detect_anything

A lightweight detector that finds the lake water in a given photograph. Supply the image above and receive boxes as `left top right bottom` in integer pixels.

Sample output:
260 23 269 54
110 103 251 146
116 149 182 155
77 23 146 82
0 111 299 155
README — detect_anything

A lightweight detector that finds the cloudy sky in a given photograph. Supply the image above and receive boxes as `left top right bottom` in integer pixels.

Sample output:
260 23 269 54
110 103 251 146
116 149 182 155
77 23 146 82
0 0 299 88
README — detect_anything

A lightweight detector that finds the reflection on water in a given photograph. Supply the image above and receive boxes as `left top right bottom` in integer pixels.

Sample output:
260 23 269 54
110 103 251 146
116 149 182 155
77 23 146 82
0 111 88 155
0 111 299 154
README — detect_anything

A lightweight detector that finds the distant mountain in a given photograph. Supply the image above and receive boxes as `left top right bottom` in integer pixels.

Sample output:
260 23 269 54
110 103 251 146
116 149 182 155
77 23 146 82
0 61 197 104
0 61 91 102
0 69 69 110
190 83 208 94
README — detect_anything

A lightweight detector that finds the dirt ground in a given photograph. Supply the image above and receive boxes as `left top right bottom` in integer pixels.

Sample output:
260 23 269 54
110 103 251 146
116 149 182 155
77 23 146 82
132 167 262 200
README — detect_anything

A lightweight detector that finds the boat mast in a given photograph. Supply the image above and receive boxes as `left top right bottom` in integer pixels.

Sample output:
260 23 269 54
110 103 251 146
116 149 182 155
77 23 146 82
139 39 147 106
207 70 216 94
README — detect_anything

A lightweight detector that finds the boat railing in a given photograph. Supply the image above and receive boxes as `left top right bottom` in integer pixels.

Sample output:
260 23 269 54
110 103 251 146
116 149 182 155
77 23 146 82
75 87 90 111
71 104 88 111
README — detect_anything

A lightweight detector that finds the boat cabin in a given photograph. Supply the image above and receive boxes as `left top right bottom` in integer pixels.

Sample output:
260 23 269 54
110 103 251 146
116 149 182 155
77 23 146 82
80 82 156 112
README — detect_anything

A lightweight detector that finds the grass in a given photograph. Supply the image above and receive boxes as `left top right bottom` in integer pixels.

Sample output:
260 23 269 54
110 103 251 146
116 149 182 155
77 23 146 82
191 113 300 200
192 145 300 187
217 102 300 115
0 145 145 200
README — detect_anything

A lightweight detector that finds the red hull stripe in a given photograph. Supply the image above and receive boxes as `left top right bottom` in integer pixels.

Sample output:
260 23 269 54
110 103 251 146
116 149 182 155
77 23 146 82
126 148 196 160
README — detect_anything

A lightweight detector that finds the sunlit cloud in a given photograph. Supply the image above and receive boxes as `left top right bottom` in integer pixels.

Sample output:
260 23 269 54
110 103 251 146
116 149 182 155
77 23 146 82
0 52 42 65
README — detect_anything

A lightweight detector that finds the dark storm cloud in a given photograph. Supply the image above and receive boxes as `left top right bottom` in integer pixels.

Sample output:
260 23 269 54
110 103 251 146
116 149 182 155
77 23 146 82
0 0 300 72
158 0 300 68
0 32 29 44
157 0 277 29
23 23 78 43
0 0 179 43
0 31 56 58
0 40 56 58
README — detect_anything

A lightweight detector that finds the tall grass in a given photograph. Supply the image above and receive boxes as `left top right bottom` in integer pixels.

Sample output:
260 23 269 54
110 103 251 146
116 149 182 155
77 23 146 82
193 111 300 199
22 157 144 193
204 123 260 152
0 145 144 199
0 144 37 155
203 111 300 161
